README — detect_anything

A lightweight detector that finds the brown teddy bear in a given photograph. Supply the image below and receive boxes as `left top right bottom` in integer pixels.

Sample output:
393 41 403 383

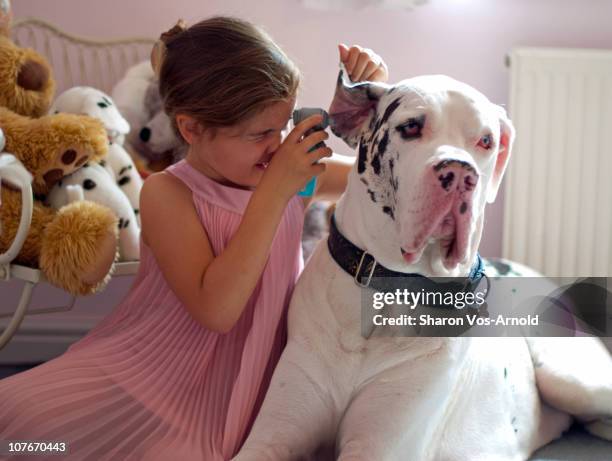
0 5 119 295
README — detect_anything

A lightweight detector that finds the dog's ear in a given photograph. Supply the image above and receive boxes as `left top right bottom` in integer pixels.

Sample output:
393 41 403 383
486 105 515 203
328 63 389 150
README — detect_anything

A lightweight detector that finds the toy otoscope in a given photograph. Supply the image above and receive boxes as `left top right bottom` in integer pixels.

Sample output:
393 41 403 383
292 107 329 197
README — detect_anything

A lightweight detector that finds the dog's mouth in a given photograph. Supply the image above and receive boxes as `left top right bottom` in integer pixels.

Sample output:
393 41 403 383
438 234 460 269
434 213 460 266
400 247 422 264
400 211 468 269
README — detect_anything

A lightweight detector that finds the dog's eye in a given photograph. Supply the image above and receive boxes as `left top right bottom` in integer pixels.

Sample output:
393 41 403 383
478 134 493 150
396 115 425 140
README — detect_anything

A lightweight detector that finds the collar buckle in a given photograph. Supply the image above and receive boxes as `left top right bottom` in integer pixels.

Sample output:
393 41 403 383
354 251 377 288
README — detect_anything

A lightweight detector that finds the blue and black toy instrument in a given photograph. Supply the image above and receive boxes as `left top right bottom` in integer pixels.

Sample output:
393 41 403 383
292 107 330 197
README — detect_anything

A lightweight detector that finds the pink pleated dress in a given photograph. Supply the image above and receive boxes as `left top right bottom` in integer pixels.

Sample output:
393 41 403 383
0 159 305 460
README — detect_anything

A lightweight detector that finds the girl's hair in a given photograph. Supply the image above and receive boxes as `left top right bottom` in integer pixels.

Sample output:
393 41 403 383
153 16 301 140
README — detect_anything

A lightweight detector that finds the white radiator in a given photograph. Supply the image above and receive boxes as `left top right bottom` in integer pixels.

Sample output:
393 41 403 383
503 47 612 277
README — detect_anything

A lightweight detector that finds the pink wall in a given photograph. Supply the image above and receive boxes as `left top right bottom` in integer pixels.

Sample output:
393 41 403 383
12 0 612 257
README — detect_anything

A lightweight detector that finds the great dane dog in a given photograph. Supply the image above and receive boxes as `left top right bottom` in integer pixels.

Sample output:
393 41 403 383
233 66 612 460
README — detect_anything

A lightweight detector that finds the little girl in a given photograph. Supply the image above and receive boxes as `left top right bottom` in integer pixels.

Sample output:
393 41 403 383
0 16 388 460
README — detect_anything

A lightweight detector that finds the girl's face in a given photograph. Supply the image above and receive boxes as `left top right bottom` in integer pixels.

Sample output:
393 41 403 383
184 98 296 189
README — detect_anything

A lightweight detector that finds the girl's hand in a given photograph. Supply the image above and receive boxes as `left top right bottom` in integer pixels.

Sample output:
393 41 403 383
259 114 333 201
338 43 389 83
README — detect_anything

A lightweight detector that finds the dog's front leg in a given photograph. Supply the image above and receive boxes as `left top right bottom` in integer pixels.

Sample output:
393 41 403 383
526 337 612 440
232 341 344 461
335 339 470 461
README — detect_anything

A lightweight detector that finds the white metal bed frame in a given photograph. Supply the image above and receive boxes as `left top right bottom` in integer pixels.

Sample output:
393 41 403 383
11 18 157 94
0 18 156 350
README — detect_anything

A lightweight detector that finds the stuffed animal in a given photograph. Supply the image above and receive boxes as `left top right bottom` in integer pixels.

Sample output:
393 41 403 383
112 61 185 172
0 127 33 240
46 162 139 261
51 86 143 225
0 2 118 295
0 152 32 241
104 142 143 225
137 80 185 169
111 60 154 142
51 86 130 144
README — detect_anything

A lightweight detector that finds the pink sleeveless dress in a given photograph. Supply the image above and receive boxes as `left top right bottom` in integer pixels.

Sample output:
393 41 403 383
0 159 305 460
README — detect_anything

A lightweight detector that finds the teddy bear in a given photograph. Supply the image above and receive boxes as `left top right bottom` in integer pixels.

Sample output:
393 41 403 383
112 61 185 173
0 147 32 255
51 86 144 226
0 2 119 295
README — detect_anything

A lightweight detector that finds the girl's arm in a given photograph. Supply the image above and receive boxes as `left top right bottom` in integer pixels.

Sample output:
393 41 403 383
140 173 288 333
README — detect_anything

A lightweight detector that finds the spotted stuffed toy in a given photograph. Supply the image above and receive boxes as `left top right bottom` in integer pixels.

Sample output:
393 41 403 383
51 86 144 226
46 162 139 261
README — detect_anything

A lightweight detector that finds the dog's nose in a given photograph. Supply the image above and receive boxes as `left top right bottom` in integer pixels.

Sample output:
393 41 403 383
433 159 479 192
139 127 151 143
